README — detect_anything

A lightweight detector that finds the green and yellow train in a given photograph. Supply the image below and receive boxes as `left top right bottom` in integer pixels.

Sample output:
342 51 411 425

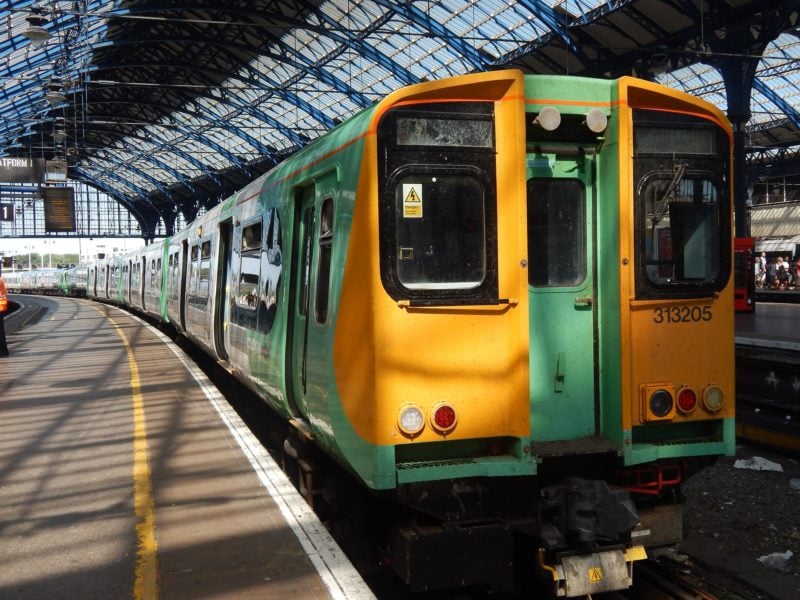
86 70 734 596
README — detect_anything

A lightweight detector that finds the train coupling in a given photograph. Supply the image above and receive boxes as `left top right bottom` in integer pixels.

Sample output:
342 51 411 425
537 545 647 597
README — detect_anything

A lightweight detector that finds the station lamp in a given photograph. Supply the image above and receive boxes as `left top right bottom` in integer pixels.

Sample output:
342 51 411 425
22 5 52 48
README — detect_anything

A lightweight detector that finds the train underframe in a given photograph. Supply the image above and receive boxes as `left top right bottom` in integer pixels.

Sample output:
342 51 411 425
280 427 716 597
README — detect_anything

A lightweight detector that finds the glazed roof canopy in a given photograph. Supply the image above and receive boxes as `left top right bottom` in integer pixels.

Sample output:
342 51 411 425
2 0 799 235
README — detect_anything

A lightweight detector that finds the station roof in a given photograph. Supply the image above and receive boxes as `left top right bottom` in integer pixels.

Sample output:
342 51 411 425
2 0 800 236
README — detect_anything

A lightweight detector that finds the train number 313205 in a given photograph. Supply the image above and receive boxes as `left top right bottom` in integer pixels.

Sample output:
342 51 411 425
653 306 713 323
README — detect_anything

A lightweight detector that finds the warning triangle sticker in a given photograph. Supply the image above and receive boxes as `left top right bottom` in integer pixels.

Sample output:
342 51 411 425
404 187 421 203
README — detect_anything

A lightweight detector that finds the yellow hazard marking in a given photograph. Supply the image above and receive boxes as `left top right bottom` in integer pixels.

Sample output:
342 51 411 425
588 567 603 583
98 309 160 599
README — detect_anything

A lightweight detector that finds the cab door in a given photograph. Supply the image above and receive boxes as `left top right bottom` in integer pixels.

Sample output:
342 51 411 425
527 150 597 441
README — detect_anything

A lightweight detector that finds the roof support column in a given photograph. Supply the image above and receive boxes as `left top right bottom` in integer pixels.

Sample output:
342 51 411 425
718 55 757 238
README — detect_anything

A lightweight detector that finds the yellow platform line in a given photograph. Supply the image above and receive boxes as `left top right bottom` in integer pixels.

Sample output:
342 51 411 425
100 309 159 599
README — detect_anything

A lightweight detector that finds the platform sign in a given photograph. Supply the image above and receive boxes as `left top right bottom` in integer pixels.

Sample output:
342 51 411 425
0 158 45 183
43 186 76 232
0 203 13 222
45 159 68 183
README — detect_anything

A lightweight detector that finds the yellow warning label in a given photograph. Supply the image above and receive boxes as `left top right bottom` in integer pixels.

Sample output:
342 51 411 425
402 183 423 218
588 567 603 583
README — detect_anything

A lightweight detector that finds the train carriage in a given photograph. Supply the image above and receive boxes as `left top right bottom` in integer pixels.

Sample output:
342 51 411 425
86 69 734 597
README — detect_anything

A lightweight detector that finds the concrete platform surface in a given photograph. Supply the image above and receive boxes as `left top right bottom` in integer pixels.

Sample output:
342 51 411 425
0 295 372 600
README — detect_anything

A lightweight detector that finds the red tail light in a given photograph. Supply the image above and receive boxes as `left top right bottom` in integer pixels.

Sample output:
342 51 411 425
430 402 457 434
676 387 697 413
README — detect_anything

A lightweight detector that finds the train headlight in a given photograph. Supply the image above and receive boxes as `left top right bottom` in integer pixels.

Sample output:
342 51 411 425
640 384 676 422
398 404 425 437
702 385 724 412
676 387 698 414
430 401 458 434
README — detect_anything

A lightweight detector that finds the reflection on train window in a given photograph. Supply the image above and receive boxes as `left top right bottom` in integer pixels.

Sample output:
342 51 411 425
316 198 334 323
236 220 262 320
260 208 283 333
198 240 211 300
393 174 486 290
527 178 586 287
188 244 200 300
640 172 720 285
299 207 313 317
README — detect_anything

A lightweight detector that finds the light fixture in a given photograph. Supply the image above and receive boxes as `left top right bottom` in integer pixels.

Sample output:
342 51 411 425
532 106 561 131
45 80 66 105
22 6 51 48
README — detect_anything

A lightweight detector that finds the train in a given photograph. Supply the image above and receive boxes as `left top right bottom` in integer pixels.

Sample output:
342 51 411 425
3 266 88 297
15 70 736 597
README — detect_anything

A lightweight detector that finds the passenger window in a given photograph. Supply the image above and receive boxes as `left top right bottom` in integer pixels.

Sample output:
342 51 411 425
527 179 586 287
315 198 334 323
236 221 261 316
260 208 283 333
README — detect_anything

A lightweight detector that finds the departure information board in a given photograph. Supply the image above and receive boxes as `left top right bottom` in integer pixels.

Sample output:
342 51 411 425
44 187 76 232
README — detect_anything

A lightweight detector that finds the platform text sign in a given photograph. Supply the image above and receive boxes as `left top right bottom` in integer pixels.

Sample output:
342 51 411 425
0 158 45 183
0 203 13 222
44 187 76 232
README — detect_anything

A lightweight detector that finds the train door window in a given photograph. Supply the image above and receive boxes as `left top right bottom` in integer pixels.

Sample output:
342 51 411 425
188 245 200 301
235 221 261 327
527 179 586 286
315 198 334 323
299 207 314 317
198 240 211 302
169 250 180 299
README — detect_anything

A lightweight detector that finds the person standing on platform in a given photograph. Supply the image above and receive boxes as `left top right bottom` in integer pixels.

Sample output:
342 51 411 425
0 265 9 357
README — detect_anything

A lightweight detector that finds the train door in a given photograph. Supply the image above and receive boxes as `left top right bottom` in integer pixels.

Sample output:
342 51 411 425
180 239 188 329
286 186 316 420
527 150 597 441
215 221 232 361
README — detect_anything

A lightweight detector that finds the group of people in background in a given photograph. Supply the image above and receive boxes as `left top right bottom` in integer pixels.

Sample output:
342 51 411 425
755 252 800 289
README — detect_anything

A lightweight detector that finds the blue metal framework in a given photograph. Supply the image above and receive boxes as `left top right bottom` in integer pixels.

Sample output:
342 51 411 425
2 0 800 238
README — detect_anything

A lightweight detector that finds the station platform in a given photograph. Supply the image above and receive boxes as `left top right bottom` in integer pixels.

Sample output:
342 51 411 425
736 300 800 350
735 301 800 454
0 295 374 600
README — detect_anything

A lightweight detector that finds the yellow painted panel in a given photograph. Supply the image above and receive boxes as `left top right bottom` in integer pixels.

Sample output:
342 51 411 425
334 71 530 445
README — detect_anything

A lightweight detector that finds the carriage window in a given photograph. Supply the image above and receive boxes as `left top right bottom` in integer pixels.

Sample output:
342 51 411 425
260 208 283 333
527 179 586 286
316 198 334 323
236 222 261 312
